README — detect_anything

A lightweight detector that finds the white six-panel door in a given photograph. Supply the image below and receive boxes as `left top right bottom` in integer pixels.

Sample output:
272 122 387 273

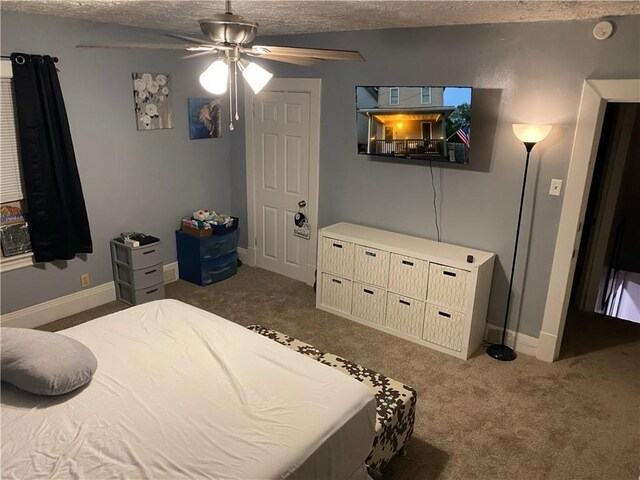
252 90 311 282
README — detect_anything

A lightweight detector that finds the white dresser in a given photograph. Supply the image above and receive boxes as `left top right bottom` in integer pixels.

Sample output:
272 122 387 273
316 223 495 360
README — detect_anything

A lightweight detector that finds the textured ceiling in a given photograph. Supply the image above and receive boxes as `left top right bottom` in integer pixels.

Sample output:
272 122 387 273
2 0 639 36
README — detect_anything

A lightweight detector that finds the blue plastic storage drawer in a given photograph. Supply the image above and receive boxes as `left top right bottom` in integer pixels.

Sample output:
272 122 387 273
176 229 238 263
179 252 238 286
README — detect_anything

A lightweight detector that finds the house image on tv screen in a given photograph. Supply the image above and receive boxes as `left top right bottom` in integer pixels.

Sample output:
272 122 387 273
356 86 471 163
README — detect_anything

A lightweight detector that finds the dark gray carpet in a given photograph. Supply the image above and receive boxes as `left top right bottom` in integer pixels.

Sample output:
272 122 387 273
40 265 640 480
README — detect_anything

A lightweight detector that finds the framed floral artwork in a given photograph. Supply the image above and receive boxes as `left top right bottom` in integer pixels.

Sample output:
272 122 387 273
132 72 173 130
188 98 222 139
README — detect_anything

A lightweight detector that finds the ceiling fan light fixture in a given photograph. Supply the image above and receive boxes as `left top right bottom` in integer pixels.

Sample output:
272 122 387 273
238 59 273 94
199 59 229 95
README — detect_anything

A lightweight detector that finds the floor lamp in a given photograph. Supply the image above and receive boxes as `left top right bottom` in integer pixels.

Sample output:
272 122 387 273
487 123 552 361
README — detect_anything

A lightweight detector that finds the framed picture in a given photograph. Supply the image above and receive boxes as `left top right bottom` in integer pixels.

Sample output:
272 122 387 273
188 98 222 139
132 72 173 130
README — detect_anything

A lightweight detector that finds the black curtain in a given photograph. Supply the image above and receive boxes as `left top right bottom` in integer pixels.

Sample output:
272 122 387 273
10 53 92 262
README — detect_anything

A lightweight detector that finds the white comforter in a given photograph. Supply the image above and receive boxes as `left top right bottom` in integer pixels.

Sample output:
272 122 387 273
1 299 376 479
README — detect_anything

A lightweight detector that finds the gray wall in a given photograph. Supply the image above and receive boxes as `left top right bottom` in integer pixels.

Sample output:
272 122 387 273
1 12 231 313
230 17 640 337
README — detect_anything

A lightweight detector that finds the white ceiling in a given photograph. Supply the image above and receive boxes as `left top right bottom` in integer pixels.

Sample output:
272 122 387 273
2 0 639 37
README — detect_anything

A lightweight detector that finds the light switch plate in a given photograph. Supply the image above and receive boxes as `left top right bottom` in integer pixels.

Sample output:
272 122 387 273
550 179 563 196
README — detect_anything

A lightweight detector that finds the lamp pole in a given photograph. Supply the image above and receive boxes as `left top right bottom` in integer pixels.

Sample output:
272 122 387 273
487 124 551 362
487 142 535 361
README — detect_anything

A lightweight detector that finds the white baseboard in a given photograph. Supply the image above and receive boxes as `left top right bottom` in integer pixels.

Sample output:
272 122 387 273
536 331 558 363
1 282 116 329
239 246 254 266
163 261 179 283
484 324 539 357
1 262 180 329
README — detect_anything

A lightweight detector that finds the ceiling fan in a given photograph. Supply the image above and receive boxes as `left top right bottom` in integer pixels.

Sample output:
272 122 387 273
77 0 365 130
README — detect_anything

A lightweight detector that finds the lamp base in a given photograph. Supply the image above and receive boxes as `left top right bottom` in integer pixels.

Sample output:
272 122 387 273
486 343 517 361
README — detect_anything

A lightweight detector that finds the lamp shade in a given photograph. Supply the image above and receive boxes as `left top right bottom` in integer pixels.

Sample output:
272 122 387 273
238 59 273 94
199 59 228 95
512 124 552 144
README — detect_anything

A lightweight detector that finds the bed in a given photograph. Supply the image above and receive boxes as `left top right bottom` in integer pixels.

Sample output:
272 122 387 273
1 299 377 479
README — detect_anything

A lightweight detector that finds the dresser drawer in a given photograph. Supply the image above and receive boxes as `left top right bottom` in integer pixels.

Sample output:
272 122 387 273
321 237 354 278
115 262 163 290
176 230 238 263
116 281 164 306
385 293 425 338
321 274 352 314
423 303 465 352
388 254 429 299
353 245 389 288
129 244 162 269
352 282 386 325
179 252 238 286
427 263 471 311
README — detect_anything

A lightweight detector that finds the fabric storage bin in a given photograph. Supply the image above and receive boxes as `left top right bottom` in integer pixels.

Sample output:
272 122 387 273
385 293 425 338
176 229 238 263
427 263 471 312
321 237 354 278
321 273 352 313
423 303 465 352
114 262 163 290
353 244 389 288
179 252 238 286
388 254 429 300
352 282 386 324
116 281 164 306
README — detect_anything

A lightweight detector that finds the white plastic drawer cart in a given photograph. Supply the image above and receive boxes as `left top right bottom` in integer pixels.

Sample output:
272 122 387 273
316 223 495 360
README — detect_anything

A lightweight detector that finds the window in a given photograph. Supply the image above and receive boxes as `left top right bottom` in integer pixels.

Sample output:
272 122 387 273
421 87 432 104
1 60 33 271
389 87 399 105
0 69 24 204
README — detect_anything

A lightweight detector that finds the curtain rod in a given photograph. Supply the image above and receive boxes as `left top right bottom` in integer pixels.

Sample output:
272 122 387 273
1 55 59 62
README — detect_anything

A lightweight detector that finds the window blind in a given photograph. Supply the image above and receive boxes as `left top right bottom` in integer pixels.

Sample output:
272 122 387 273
0 77 25 203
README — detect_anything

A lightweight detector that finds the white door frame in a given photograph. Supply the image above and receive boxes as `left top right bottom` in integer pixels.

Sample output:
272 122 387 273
244 78 321 286
537 79 640 362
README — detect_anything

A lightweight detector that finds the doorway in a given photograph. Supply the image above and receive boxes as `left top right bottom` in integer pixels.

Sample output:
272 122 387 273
244 78 321 286
384 126 394 141
422 122 432 140
571 103 639 321
538 79 640 362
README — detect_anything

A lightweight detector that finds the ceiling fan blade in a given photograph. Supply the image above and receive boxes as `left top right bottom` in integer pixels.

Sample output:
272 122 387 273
245 52 319 66
164 33 234 51
251 45 364 61
182 50 218 60
163 33 210 45
76 42 194 50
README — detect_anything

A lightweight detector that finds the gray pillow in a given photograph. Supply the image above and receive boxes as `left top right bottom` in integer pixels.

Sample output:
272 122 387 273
1 327 97 395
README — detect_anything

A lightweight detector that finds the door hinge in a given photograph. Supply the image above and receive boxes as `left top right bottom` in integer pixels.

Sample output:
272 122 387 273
254 237 257 247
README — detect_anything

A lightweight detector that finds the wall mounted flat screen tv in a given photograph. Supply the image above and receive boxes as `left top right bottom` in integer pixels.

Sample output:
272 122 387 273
356 86 472 164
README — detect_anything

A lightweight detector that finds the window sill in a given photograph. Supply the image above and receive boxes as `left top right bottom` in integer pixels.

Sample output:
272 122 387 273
0 252 35 272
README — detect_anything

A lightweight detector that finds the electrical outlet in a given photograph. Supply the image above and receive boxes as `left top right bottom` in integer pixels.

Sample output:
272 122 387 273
80 273 90 288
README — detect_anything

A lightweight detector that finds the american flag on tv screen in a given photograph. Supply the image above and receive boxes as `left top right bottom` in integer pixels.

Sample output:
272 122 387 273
455 125 470 148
